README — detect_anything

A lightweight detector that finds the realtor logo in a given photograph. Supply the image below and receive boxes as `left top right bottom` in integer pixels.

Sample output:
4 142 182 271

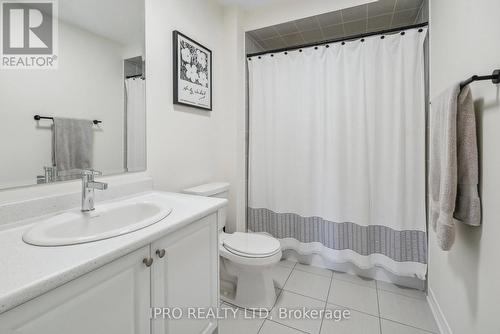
1 0 58 68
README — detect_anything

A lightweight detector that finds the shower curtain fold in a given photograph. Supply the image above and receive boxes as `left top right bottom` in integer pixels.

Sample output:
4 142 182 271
247 27 428 278
125 78 146 172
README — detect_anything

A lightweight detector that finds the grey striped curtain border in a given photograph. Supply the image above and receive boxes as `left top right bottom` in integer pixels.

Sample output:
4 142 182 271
248 207 427 264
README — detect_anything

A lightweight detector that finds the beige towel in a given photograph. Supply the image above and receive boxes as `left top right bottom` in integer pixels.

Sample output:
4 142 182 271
455 86 481 226
430 85 481 251
430 85 459 251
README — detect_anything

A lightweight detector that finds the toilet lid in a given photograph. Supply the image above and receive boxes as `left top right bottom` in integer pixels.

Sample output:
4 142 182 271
223 232 281 258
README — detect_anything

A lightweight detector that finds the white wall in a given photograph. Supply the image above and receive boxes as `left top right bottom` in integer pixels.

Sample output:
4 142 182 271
145 0 246 230
0 20 126 188
429 1 500 333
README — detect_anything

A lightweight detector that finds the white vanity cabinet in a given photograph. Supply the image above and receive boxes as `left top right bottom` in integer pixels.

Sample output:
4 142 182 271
151 213 219 334
0 246 152 334
0 213 219 334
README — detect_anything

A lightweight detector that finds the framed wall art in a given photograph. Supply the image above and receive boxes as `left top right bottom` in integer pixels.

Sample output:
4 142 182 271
173 30 212 111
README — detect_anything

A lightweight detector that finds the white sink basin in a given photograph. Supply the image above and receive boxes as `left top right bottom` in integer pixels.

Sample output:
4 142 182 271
23 196 173 246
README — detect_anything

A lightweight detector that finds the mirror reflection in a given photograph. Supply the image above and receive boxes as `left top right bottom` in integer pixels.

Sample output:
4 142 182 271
0 0 146 189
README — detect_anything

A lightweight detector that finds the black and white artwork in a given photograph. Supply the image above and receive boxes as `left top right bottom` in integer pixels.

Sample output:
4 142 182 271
173 31 212 111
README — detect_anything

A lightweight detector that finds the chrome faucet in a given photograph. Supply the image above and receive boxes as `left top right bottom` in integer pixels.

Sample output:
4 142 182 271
81 169 108 212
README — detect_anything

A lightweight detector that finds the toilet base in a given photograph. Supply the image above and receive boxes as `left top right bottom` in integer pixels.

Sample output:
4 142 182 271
220 253 281 310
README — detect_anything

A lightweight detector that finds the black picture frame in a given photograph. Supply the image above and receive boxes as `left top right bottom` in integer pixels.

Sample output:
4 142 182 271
173 31 213 111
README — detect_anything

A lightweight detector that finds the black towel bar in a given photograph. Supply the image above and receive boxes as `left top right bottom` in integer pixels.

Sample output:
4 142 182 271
460 69 500 90
34 115 101 125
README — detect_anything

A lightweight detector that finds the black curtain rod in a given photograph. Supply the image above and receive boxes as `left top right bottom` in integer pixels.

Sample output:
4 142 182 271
460 70 500 90
34 115 102 125
247 22 428 58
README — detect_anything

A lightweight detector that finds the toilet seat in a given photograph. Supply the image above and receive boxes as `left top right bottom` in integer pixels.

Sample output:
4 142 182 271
223 232 281 258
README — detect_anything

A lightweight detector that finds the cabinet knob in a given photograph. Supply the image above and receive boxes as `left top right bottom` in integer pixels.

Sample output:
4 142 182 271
143 257 153 267
156 249 166 258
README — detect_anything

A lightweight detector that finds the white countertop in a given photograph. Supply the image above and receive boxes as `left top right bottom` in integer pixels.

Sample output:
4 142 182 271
0 191 226 314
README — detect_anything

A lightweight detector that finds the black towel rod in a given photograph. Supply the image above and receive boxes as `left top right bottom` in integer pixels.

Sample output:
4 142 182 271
126 74 145 79
460 69 500 90
34 115 102 125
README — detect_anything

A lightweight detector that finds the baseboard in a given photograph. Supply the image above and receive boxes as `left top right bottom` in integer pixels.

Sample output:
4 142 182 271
427 287 452 334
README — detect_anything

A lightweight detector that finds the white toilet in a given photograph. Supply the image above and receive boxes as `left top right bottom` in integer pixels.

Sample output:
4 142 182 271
183 182 282 310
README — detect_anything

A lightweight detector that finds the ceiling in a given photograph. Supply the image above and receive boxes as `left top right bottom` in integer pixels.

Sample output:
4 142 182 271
247 0 427 52
58 0 144 47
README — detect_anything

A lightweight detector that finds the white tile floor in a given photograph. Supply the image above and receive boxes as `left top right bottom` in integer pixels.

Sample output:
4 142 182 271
219 260 438 334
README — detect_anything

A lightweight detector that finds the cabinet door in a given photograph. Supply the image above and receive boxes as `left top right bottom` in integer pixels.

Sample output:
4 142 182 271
0 246 151 334
151 214 219 334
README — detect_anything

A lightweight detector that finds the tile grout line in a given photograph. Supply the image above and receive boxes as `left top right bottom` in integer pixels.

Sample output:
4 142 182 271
279 288 382 326
293 265 333 278
292 21 306 45
255 315 266 334
278 263 296 296
375 280 383 334
281 262 328 300
327 301 380 319
293 264 424 300
377 287 427 301
390 0 398 28
330 275 377 289
380 317 438 334
265 318 310 334
414 3 424 25
220 301 266 334
281 288 329 304
318 267 334 334
365 3 368 33
277 260 298 271
315 16 326 40
266 261 298 319
333 273 426 300
272 26 288 48
263 261 314 334
339 10 346 35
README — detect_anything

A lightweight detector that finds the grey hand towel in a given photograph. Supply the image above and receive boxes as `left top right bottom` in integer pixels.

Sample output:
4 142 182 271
430 85 460 251
53 118 94 172
455 86 481 226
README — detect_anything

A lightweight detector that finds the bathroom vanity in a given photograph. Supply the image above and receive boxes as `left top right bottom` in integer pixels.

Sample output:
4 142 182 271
0 191 225 334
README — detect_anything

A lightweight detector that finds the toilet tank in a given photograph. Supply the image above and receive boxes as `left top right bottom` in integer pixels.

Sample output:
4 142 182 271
182 182 230 231
182 182 230 198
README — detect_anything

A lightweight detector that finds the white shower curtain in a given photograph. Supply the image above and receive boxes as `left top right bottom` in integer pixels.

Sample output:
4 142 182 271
248 27 428 278
125 78 146 172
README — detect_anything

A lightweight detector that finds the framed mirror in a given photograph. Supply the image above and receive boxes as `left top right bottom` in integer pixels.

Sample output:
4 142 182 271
0 0 146 189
